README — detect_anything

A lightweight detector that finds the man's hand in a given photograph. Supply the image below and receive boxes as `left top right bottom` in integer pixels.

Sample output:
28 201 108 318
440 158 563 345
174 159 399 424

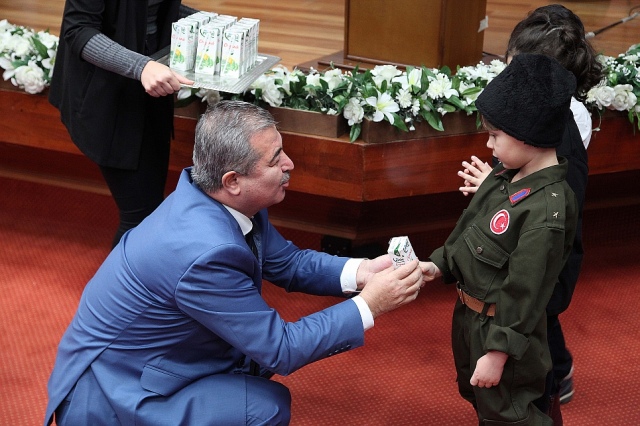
355 255 393 290
458 155 492 196
358 260 423 318
141 61 194 97
470 351 508 388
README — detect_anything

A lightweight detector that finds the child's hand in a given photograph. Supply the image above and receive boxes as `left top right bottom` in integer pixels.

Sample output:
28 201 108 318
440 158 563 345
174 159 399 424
471 350 508 388
458 156 491 196
419 261 441 282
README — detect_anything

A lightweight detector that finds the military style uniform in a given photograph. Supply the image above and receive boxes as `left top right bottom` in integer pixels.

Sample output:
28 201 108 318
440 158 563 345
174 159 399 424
430 158 577 425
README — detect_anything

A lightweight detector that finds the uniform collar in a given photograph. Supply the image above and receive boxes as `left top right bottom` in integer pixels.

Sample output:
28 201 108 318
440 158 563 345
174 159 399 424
494 157 569 206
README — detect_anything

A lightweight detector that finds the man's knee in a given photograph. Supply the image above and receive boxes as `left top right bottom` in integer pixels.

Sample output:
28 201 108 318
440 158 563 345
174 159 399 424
247 378 291 425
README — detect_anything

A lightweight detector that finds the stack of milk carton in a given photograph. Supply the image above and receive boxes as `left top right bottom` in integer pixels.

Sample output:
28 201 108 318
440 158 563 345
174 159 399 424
169 11 260 79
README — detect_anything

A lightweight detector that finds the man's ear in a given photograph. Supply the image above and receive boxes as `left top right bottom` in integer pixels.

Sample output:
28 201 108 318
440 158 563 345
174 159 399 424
221 171 241 195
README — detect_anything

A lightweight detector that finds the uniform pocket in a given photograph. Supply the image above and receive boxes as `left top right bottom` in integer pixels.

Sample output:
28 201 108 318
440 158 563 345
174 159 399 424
452 224 509 300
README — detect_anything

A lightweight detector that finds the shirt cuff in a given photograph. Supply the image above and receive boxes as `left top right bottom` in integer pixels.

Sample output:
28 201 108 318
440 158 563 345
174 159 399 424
340 258 364 293
351 295 374 331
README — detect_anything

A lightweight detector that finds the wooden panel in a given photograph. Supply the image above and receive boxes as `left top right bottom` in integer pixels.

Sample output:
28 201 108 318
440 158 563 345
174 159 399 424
344 0 487 68
345 0 443 67
0 81 79 155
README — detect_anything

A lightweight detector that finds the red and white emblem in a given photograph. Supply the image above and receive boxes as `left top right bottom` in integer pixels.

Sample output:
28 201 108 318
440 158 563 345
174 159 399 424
490 209 510 235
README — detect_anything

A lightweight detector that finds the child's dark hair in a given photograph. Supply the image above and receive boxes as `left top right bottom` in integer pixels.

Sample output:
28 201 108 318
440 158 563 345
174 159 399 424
506 4 604 102
480 115 499 132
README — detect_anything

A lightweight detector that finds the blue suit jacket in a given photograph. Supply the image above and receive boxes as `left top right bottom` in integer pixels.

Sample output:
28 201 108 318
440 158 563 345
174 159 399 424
45 168 364 425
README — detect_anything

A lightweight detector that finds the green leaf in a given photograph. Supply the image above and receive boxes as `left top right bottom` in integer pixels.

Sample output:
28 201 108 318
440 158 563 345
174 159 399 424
392 114 409 131
349 123 361 142
461 87 482 97
31 36 48 58
422 111 444 131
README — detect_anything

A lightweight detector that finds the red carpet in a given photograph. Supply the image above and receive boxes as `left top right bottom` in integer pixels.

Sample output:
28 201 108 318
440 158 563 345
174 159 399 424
1 174 639 425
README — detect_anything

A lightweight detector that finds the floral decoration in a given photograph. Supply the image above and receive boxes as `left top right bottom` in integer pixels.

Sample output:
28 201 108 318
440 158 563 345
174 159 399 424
586 43 640 130
230 60 506 141
2 20 638 139
0 20 58 94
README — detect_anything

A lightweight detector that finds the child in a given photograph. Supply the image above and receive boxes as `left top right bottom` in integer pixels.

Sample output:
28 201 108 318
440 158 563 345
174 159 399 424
458 6 605 417
420 53 578 425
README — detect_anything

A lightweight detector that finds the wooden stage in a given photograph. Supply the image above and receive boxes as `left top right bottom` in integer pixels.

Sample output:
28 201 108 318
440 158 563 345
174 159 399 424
1 0 639 248
1 79 638 246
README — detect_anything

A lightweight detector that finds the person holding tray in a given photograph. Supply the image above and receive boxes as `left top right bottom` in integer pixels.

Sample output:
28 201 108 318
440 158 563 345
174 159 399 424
50 0 196 247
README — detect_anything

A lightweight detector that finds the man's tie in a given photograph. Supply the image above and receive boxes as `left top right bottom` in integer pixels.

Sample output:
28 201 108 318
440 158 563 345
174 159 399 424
245 221 259 260
245 218 262 376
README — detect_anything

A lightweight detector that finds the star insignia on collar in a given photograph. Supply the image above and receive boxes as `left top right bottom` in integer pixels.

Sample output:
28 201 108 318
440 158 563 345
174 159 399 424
553 212 559 218
551 192 558 197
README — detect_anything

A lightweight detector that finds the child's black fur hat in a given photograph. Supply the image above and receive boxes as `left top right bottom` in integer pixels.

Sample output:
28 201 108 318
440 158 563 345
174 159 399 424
475 53 576 148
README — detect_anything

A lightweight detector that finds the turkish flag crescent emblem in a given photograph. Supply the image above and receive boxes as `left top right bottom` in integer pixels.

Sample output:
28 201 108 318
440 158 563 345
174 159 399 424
490 209 510 235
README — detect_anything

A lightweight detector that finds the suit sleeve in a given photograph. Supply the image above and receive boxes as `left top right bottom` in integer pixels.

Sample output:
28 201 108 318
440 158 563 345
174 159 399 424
175 243 364 376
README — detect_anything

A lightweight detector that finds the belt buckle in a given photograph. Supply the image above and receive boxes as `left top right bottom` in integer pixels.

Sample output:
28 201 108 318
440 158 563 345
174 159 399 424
456 284 466 305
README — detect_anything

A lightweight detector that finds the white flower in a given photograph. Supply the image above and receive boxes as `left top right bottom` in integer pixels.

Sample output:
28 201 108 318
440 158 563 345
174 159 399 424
9 34 32 57
12 60 46 94
587 85 615 108
250 73 283 107
176 87 193 101
610 84 637 111
488 59 507 75
0 19 13 32
0 22 58 93
365 91 399 123
321 68 344 92
305 72 321 87
196 88 220 105
458 61 502 83
36 31 58 50
267 66 301 96
0 56 15 79
371 64 401 88
411 98 420 116
395 87 413 109
392 68 422 91
343 97 364 125
427 73 458 99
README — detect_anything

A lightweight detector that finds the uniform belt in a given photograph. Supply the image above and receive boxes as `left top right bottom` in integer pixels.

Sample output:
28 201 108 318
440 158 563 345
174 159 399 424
456 286 495 316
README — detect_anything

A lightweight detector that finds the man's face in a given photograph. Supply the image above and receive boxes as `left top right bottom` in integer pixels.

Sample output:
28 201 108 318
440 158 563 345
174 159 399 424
240 126 294 212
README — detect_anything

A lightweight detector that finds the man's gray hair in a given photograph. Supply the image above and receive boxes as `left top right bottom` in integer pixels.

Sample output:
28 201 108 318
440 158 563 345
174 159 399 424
191 100 277 193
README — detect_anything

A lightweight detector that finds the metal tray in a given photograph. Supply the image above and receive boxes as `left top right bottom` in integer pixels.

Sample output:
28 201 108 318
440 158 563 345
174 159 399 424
159 53 280 94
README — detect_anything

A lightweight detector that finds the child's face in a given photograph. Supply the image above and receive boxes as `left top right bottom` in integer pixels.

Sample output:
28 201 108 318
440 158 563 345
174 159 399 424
486 129 535 169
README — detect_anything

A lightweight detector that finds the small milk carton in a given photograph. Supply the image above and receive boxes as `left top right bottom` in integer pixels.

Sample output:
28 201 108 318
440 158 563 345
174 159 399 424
238 18 260 69
388 236 417 269
220 28 245 78
194 24 223 75
170 19 198 71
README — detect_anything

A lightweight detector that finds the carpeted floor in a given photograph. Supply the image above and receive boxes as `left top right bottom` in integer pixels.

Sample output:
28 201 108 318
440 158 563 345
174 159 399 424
1 174 639 425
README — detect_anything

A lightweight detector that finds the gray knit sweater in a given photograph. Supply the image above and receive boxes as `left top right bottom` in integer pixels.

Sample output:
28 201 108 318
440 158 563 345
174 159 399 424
81 1 197 80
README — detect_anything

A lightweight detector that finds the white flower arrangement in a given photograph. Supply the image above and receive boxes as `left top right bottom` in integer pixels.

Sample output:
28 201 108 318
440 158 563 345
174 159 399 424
2 20 638 138
0 20 58 94
586 43 640 130
245 60 507 141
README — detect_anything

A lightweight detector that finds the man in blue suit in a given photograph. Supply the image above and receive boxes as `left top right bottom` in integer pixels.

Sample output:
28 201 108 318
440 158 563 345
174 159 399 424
45 101 423 425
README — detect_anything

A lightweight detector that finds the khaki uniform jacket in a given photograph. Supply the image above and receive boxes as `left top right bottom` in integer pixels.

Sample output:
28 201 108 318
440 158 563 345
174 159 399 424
430 158 577 360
